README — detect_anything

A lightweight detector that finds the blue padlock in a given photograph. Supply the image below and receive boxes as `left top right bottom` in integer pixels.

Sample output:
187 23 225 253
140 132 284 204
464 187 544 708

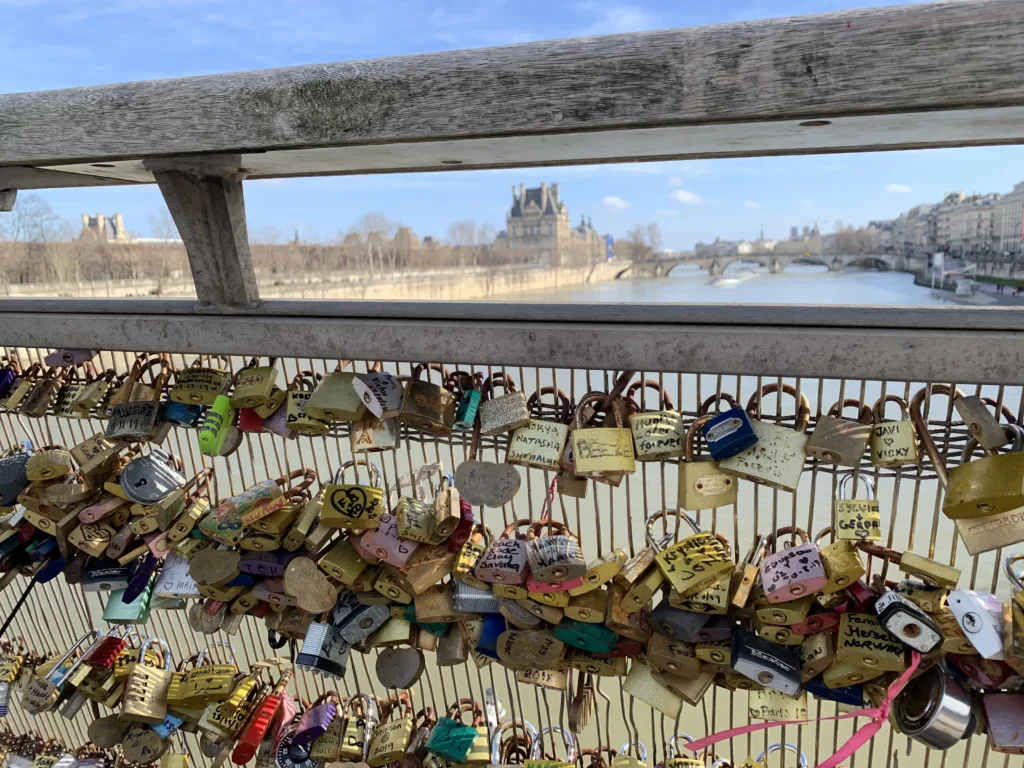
476 612 507 660
702 406 758 460
452 372 483 432
161 398 203 428
805 675 864 706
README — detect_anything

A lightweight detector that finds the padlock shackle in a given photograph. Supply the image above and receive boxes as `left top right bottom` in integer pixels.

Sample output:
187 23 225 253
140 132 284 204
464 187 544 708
962 422 1024 461
481 372 518 398
837 471 875 501
434 473 456 495
827 398 873 425
411 363 450 385
138 637 173 670
755 742 808 768
644 509 701 552
766 526 810 553
490 719 539 764
745 383 811 433
275 468 318 496
573 392 626 430
1004 554 1024 591
625 379 675 412
331 460 381 489
618 740 647 760
500 518 535 539
526 519 574 541
49 630 104 687
530 725 579 762
666 733 695 759
684 415 713 461
909 384 965 486
742 535 770 567
197 640 236 667
872 394 911 423
526 386 573 423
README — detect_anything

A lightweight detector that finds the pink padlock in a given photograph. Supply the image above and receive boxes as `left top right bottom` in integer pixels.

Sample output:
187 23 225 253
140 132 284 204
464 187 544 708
262 402 296 439
145 529 172 559
447 498 476 554
354 514 419 567
791 608 842 635
759 526 828 603
77 496 130 524
525 575 584 594
238 408 266 433
475 519 531 585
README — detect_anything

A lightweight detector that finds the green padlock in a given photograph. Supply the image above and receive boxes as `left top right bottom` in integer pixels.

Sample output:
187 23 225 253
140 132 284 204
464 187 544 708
198 395 237 456
553 618 619 654
425 716 478 764
103 579 154 625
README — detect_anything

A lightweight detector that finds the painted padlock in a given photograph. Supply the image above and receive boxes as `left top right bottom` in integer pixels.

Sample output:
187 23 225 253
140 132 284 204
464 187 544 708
474 518 531 585
354 514 420 568
699 392 756 461
525 519 586 585
321 459 386 531
759 527 828 603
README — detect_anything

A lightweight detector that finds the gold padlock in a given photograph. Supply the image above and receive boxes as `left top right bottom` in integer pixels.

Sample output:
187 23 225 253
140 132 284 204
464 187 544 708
805 398 872 466
230 357 278 409
318 538 371 586
320 459 386 531
645 634 701 677
168 355 231 406
799 632 834 682
285 371 330 435
121 638 174 724
679 413 739 511
816 528 867 595
857 541 960 590
398 363 456 436
871 394 919 467
833 472 882 542
366 697 413 767
565 589 608 623
304 361 367 422
569 548 626 596
731 534 768 609
835 613 906 673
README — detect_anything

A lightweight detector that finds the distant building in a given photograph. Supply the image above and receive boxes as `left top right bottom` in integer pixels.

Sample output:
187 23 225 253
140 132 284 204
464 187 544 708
79 213 131 242
495 183 604 266
772 222 822 255
995 181 1024 256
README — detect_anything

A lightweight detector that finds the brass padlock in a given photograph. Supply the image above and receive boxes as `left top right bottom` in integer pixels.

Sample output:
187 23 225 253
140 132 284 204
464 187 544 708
805 398 873 466
799 632 834 682
645 634 701 677
947 424 1024 519
399 363 456 436
653 510 732 599
19 366 66 417
285 371 330 435
719 383 811 491
398 543 455 595
507 386 572 471
168 355 231 406
679 414 738 511
871 394 919 467
605 583 652 643
367 697 413 767
954 394 1013 452
626 379 685 461
318 538 370 586
304 361 367 422
25 447 73 483
230 357 278 409
815 528 867 594
321 459 385 531
857 541 960 590
570 548 627 596
395 494 438 544
565 589 608 623
835 613 906 673
732 534 768 609
833 472 882 541
121 638 174 724
571 392 636 481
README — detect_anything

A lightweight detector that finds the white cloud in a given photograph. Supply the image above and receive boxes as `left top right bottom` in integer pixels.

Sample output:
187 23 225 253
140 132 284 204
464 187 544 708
884 183 911 194
602 195 630 212
578 4 657 36
655 209 678 217
671 189 703 205
745 201 760 209
668 176 683 187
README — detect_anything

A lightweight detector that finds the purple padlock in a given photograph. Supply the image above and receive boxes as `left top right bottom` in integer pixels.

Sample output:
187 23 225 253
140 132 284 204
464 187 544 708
262 401 297 439
759 527 828 603
0 364 18 398
122 553 158 603
353 514 419 567
292 694 339 746
239 549 297 578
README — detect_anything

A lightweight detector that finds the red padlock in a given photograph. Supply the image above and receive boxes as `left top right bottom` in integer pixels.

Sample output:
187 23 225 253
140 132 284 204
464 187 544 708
447 499 475 554
592 640 644 658
232 669 292 764
82 626 132 669
791 607 842 635
238 408 266 433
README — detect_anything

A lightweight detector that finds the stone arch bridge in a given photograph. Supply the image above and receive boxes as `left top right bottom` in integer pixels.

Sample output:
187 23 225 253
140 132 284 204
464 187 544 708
616 252 900 279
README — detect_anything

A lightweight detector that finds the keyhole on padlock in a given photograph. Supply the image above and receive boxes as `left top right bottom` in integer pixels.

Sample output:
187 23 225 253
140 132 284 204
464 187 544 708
902 623 921 639
134 478 148 488
756 671 775 685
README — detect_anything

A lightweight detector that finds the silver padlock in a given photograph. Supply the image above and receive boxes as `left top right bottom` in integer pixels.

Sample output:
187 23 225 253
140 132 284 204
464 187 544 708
948 589 1005 659
452 581 501 614
892 666 976 750
120 449 186 506
338 603 390 645
649 602 711 641
437 627 470 667
875 591 942 653
297 622 351 679
755 743 807 768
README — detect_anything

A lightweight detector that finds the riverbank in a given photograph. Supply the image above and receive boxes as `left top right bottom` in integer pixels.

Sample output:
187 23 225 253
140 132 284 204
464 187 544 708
1 261 629 301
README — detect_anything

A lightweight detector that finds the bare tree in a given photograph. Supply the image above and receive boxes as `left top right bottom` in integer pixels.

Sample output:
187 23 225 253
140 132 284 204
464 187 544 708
622 223 660 261
645 222 662 254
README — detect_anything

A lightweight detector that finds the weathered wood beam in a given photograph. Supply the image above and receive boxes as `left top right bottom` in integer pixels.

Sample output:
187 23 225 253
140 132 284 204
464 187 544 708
0 0 1022 187
145 156 259 308
0 301 1022 383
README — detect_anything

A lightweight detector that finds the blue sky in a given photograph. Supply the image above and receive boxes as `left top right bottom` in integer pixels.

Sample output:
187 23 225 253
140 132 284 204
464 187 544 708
5 0 1024 249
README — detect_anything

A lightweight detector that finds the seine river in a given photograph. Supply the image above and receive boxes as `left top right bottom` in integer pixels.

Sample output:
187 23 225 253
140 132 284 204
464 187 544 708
516 263 952 305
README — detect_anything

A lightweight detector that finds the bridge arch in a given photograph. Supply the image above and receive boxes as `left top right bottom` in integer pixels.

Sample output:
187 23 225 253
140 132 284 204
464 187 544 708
708 258 769 277
790 256 835 271
846 256 891 271
662 261 704 277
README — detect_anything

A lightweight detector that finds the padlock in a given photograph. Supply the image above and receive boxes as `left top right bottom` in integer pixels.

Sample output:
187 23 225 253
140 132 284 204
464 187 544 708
321 459 386 531
719 383 811 491
120 449 187 508
477 372 530 436
754 589 814 626
0 356 21 399
836 612 907 673
121 638 174 724
0 362 39 412
700 393 757 461
759 527 828 602
184 641 238 707
870 394 920 467
571 392 636 480
946 424 1024 519
350 412 402 453
105 358 172 441
857 541 961 590
168 355 231 406
395 494 437 544
507 386 572 471
229 357 278 409
303 361 367 422
197 393 236 455
25 447 73 483
798 631 834 682
832 473 882 541
452 524 492 589
283 371 330 435
569 549 626 597
355 513 420 568
892 666 975 750
814 528 867 595
954 393 1013 451
948 589 1005 659
875 590 942 653
653 511 733 599
604 583 652 643
625 379 685 461
730 629 801 696
318 537 371 586
400 363 456 436
367 697 414 767
19 366 66 417
21 631 101 713
983 693 1024 754
553 619 617 654
295 623 350 679
231 669 294 764
678 414 738 511
453 580 501 614
805 398 872 466
730 534 768 609
525 520 586 585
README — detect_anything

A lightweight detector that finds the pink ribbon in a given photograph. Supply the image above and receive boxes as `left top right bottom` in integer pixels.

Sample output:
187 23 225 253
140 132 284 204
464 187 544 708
684 651 921 768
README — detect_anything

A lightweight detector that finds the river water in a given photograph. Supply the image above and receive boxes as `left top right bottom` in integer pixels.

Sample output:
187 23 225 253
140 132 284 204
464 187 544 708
515 263 952 305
